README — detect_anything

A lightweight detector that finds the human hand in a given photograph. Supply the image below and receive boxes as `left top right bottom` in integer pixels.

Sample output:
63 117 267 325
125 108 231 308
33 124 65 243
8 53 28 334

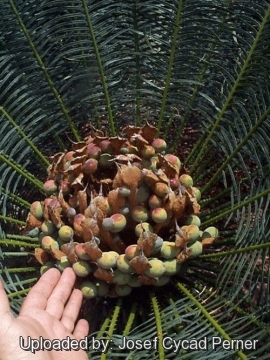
0 267 89 360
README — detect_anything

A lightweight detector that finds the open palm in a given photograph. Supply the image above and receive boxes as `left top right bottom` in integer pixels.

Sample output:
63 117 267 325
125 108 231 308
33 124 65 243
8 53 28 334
0 268 89 360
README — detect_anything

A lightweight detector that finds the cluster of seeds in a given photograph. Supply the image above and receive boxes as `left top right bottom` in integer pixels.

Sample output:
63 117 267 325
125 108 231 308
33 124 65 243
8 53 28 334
26 123 218 299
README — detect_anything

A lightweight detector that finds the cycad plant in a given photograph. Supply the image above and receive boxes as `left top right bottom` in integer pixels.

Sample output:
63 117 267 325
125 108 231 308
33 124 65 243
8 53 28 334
1 0 270 359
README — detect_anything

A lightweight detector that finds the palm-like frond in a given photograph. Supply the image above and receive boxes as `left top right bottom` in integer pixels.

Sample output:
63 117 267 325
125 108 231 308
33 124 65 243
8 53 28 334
1 0 270 358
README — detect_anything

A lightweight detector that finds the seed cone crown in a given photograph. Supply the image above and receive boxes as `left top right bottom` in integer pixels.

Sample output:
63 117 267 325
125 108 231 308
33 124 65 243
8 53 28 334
25 123 218 298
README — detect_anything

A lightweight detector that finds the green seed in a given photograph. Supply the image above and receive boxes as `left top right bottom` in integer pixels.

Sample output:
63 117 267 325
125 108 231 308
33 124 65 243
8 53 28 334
152 236 164 253
113 269 132 285
93 280 109 297
151 138 167 153
75 243 91 260
119 205 130 215
110 213 127 233
28 227 40 238
185 215 201 227
164 259 181 275
136 186 150 203
144 258 166 278
115 284 132 297
164 154 181 169
150 155 159 170
141 158 151 169
72 260 92 277
128 274 142 288
179 174 193 188
116 254 133 273
160 241 180 259
30 201 44 220
131 206 149 222
40 261 55 275
97 251 119 269
151 207 167 223
58 225 74 242
99 153 114 168
41 236 59 251
153 275 170 287
192 187 201 201
185 225 201 244
148 194 163 209
41 220 56 236
188 241 203 258
141 145 156 159
56 256 71 272
154 182 169 197
135 222 153 237
80 280 98 299
125 245 140 260
202 226 219 239
43 180 58 195
117 186 131 197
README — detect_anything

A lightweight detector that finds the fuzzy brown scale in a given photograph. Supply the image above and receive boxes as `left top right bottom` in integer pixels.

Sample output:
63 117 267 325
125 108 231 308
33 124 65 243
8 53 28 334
26 123 219 299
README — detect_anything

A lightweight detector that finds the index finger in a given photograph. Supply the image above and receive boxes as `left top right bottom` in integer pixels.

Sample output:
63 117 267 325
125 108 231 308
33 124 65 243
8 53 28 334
20 268 61 314
45 267 77 319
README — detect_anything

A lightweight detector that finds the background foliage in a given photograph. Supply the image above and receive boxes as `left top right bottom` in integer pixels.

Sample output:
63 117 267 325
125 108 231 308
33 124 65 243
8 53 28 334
0 0 270 359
